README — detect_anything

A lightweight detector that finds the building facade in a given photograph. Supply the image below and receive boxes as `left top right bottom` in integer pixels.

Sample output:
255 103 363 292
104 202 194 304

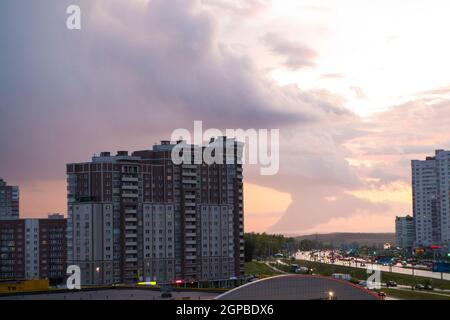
0 214 67 284
412 150 450 247
67 138 244 285
395 215 415 250
0 178 19 220
0 219 25 279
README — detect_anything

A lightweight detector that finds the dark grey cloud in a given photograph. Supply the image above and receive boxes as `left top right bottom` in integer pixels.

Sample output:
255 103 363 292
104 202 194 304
2 0 424 234
261 32 318 70
0 0 337 183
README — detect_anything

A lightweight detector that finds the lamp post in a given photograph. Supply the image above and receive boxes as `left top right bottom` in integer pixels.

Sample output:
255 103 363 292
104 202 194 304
328 291 334 300
95 266 101 285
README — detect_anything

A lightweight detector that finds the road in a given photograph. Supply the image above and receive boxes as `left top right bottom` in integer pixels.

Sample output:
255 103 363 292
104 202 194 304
295 251 450 281
265 261 288 274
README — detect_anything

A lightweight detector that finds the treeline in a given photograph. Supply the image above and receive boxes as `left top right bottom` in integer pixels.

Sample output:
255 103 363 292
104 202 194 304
244 233 316 262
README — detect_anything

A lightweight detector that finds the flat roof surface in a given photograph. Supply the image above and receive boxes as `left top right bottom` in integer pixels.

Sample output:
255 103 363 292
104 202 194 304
0 289 219 300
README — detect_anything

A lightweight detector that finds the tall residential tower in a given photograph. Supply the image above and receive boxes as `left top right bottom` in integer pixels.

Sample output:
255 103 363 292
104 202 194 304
0 178 19 220
66 138 244 285
412 150 450 247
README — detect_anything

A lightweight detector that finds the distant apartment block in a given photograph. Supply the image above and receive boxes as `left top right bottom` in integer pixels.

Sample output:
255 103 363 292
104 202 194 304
395 215 415 249
0 214 67 284
0 178 19 220
412 150 450 247
66 138 244 285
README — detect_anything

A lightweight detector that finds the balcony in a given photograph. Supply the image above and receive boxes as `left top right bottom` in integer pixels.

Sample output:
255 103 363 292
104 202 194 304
125 233 137 238
122 192 138 198
122 176 138 182
182 164 197 169
122 185 139 190
125 257 138 262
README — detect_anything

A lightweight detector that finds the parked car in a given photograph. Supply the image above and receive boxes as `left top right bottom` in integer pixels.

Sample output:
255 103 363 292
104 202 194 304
414 284 425 290
386 281 397 288
378 292 387 299
424 284 434 291
358 280 367 287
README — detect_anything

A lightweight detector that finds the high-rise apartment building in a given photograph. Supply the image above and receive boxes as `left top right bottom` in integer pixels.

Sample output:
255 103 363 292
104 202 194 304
0 214 67 283
0 219 25 279
67 138 244 285
0 178 19 220
395 215 415 250
412 150 450 247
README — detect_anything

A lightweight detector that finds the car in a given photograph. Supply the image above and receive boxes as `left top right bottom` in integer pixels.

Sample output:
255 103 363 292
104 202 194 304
424 284 434 291
414 284 425 290
386 281 397 288
161 292 172 298
378 292 387 299
360 263 366 267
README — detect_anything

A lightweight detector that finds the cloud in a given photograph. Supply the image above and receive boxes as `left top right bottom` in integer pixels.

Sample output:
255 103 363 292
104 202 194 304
0 0 355 221
261 33 318 70
350 86 366 99
321 73 346 79
3 0 448 236
244 182 292 232
203 0 269 18
415 85 450 97
0 0 331 182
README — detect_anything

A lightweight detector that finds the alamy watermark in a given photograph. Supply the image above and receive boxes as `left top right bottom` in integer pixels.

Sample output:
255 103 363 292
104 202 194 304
366 265 381 290
170 121 280 175
66 5 81 30
66 265 81 290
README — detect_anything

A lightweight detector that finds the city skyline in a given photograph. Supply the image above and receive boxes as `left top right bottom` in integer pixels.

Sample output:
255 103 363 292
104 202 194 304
3 0 450 235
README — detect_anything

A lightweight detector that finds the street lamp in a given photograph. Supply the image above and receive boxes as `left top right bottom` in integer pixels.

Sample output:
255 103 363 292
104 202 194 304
96 266 101 285
328 291 334 300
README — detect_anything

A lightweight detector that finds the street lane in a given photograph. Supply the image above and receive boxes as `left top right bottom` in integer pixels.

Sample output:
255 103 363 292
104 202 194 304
295 251 450 281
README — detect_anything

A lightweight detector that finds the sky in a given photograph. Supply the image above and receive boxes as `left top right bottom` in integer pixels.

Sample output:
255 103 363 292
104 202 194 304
1 0 450 234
